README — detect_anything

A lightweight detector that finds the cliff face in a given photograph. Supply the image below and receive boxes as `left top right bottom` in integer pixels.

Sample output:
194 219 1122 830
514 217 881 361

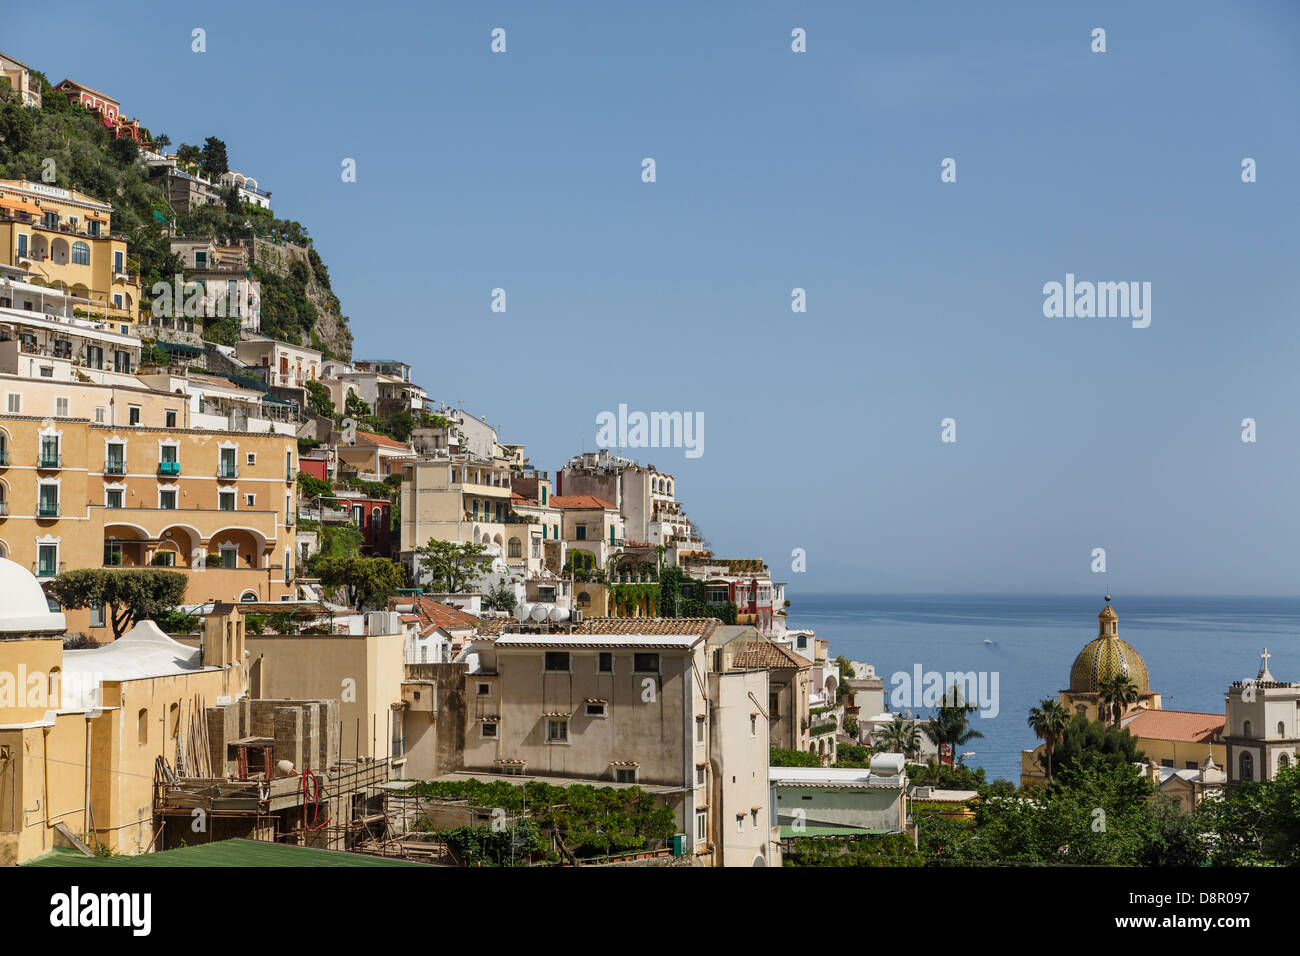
247 237 353 359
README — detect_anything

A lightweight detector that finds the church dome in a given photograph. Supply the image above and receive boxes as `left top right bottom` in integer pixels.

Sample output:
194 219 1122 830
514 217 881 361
0 556 66 636
1068 599 1148 694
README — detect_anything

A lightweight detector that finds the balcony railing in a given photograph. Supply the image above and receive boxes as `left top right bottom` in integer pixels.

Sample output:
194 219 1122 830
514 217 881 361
35 561 64 578
37 502 61 517
0 450 8 466
105 459 127 475
0 501 8 516
218 464 239 479
158 460 181 476
37 453 62 469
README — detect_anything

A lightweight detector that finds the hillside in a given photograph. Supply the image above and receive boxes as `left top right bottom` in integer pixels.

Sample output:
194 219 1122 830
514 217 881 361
0 66 352 358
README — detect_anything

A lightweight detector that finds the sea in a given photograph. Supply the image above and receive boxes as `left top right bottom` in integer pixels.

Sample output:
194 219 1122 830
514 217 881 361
786 593 1300 783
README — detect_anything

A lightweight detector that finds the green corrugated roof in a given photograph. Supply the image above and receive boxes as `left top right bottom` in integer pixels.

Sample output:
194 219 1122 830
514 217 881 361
24 839 422 867
780 824 892 839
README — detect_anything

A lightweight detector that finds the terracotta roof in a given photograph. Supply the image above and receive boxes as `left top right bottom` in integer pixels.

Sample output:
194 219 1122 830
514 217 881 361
550 495 616 511
475 617 508 637
1122 709 1225 744
388 595 480 635
574 617 718 637
356 430 411 450
729 640 812 670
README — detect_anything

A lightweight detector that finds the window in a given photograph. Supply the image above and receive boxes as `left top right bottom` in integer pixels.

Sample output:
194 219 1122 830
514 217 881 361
39 435 59 468
546 719 569 743
615 767 637 784
114 250 124 273
165 409 177 428
1244 720 1253 737
634 653 659 673
695 812 707 842
696 765 706 786
477 683 491 696
106 443 125 474
137 708 148 745
160 444 178 464
247 452 257 465
89 602 105 628
246 494 256 507
696 715 706 743
575 525 586 541
598 652 612 673
94 406 105 423
219 492 235 511
86 346 103 371
38 484 59 517
481 722 498 738
37 543 57 577
544 652 570 672
586 702 607 718
55 397 69 417
751 714 758 737
103 541 122 566
736 816 744 834
153 550 175 567
507 537 521 558
1282 754 1291 769
5 394 18 414
160 489 177 510
284 549 291 585
1160 759 1174 768
219 447 237 478
128 405 141 425
217 548 236 569
1240 752 1254 781
1185 762 1198 770
71 241 90 265
1279 721 1287 736
106 489 123 509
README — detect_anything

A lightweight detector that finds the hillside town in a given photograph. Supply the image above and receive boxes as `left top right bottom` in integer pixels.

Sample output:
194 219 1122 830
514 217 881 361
0 49 1296 879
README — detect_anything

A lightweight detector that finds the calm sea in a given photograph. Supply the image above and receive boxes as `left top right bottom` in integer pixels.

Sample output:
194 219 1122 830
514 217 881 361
787 594 1300 782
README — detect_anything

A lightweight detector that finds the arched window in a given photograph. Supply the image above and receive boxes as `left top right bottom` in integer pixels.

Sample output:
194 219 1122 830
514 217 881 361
1279 721 1286 736
507 537 522 558
1240 751 1253 781
1244 720 1253 737
71 241 90 265
1280 753 1291 770
240 591 257 602
577 591 590 607
137 708 149 745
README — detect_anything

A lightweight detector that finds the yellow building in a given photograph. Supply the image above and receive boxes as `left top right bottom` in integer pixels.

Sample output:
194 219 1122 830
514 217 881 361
1021 598 1226 788
0 558 248 863
0 414 297 638
0 180 141 322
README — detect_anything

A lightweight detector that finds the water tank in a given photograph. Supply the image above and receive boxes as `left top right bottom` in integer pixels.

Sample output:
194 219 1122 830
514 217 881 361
513 603 532 622
547 606 570 623
530 604 550 622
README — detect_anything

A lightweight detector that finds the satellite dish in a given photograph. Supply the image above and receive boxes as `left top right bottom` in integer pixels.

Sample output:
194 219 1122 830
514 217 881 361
530 604 549 622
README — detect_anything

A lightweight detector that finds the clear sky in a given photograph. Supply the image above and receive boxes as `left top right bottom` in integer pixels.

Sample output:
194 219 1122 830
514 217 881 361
9 1 1299 595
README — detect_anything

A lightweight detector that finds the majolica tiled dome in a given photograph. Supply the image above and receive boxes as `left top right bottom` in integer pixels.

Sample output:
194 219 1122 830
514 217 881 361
1068 599 1148 693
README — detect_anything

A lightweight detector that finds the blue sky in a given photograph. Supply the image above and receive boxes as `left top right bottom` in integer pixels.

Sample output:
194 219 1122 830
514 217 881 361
9 1 1299 594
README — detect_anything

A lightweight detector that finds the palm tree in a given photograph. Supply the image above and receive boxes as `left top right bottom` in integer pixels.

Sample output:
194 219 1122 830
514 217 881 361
1027 699 1071 783
922 685 985 765
873 715 921 759
1097 674 1140 728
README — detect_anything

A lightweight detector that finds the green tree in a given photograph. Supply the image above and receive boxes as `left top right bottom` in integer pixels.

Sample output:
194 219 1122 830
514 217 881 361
770 746 822 768
386 409 415 442
200 135 229 180
314 555 404 609
1202 764 1300 865
873 715 921 759
1027 698 1072 783
304 380 335 419
485 581 517 613
49 569 189 640
297 471 332 501
923 685 986 765
1097 674 1141 728
152 133 171 151
1049 713 1145 777
175 142 202 169
415 539 488 593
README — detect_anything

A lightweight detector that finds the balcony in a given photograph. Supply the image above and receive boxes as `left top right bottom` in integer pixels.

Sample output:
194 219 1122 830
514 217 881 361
37 502 61 518
34 561 64 578
218 464 239 479
0 450 8 466
37 452 62 470
158 460 181 477
0 501 7 516
105 459 127 475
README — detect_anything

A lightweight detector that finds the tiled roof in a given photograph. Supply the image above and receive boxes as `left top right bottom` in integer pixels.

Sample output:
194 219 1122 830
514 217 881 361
356 429 411 450
574 617 717 637
389 595 480 635
550 495 616 511
1122 709 1225 744
475 617 509 637
729 640 812 670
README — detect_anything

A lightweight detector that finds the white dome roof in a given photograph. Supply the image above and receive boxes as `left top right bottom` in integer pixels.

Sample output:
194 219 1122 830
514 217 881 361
0 557 66 634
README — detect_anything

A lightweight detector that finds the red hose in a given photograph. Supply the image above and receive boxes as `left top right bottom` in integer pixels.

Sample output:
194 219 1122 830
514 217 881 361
302 769 331 832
